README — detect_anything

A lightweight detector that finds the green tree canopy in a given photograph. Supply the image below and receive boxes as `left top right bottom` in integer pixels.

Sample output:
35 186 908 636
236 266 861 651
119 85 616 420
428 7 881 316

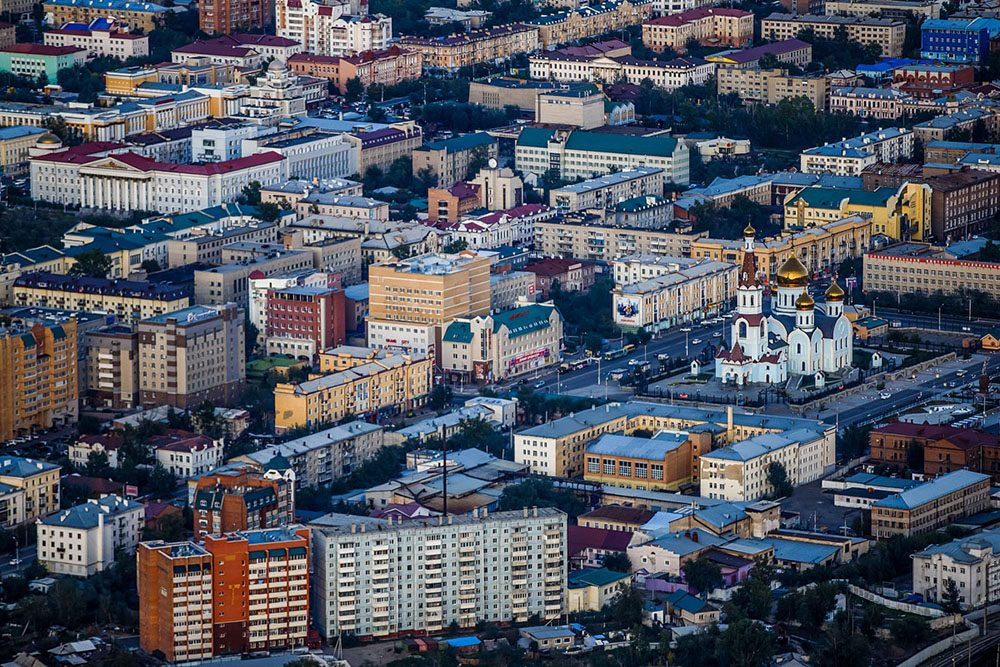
68 249 113 279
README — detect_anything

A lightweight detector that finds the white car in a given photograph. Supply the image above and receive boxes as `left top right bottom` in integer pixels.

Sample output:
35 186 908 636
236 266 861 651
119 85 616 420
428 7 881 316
879 392 892 399
680 327 692 333
691 338 703 345
712 331 723 338
8 558 21 567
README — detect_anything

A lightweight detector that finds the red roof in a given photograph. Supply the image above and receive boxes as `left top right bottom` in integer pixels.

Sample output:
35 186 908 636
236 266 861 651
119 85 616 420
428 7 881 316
78 433 124 451
98 150 285 175
30 141 127 165
150 431 216 453
289 52 341 65
173 39 254 57
646 7 752 26
231 33 299 47
873 422 1000 448
523 257 587 277
568 525 632 557
1 43 85 56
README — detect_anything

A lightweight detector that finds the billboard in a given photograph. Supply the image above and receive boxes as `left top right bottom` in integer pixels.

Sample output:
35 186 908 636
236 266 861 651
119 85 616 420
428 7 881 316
615 297 642 325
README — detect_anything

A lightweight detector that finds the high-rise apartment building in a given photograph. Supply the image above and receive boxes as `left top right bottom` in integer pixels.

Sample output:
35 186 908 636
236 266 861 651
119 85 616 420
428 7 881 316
0 317 78 441
275 0 380 56
310 508 567 639
199 0 274 35
192 468 296 541
265 285 346 360
138 526 310 661
367 251 491 358
137 304 246 409
83 325 139 411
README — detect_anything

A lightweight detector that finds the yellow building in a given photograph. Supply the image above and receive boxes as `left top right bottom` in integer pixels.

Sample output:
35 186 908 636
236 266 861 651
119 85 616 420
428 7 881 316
761 13 905 57
690 215 871 287
273 353 432 433
367 251 492 359
716 66 828 109
398 23 540 72
0 318 78 444
530 0 653 50
0 126 47 176
783 184 931 240
43 0 170 33
13 272 190 325
345 121 422 174
0 456 61 522
566 568 631 613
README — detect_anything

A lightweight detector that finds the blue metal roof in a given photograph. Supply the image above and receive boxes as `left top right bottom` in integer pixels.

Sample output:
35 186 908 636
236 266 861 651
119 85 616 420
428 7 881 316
873 469 990 510
587 433 686 461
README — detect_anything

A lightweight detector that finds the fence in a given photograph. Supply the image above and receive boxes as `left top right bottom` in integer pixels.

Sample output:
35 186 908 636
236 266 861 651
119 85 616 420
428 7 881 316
895 624 980 667
848 584 945 618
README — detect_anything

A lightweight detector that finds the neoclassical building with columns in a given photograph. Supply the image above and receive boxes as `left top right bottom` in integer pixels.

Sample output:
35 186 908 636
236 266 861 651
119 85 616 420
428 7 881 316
29 136 286 214
715 225 854 387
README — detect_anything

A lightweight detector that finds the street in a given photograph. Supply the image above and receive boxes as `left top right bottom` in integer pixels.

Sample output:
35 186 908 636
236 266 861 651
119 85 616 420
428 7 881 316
0 544 37 579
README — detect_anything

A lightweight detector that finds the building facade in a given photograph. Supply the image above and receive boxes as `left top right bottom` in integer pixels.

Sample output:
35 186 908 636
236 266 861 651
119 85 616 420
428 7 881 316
912 528 1000 610
871 470 991 538
642 8 753 53
761 13 906 57
37 494 143 577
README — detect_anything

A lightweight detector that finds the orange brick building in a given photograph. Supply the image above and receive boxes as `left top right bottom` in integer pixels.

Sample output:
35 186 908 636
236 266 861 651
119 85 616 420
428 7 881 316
869 422 1000 482
426 182 482 223
583 431 711 491
192 467 295 541
138 527 310 660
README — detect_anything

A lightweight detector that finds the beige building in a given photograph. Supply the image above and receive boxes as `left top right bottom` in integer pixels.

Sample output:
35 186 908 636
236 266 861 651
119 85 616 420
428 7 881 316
716 66 829 109
0 126 46 176
411 132 497 188
13 272 189 325
535 219 701 262
490 271 536 310
642 8 753 53
273 352 432 433
442 303 563 383
912 528 1000 611
690 215 871 285
398 23 540 72
829 86 909 120
566 568 631 613
761 13 906 58
529 0 653 50
84 325 139 411
345 122 422 174
193 245 314 308
0 456 60 523
311 508 566 638
864 242 1000 299
44 25 149 59
0 317 78 443
549 167 663 212
536 87 606 130
799 127 914 176
137 304 246 409
527 50 716 92
824 0 940 19
871 470 990 539
43 0 169 33
612 256 737 332
367 251 492 358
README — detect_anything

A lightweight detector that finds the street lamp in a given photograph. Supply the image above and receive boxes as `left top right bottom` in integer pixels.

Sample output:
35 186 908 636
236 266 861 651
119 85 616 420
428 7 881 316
685 331 690 358
938 304 943 332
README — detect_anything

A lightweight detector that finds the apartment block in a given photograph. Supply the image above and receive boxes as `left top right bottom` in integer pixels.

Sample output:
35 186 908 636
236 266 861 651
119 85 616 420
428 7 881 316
716 66 829 109
704 38 812 69
43 0 170 32
289 46 423 95
912 528 1000 611
548 167 663 212
192 468 295 541
345 122 422 174
829 86 909 120
825 0 940 19
584 433 701 491
441 303 563 383
13 272 189 325
528 48 715 92
398 23 540 72
310 508 567 639
234 420 384 488
199 0 275 34
137 304 246 409
783 184 931 240
612 256 737 332
864 241 1000 300
0 456 60 522
761 13 906 58
534 219 699 262
37 494 143 577
367 251 491 358
138 526 310 661
273 352 432 432
529 0 653 49
83 325 139 411
869 422 1000 483
799 127 914 176
871 469 990 538
0 317 79 442
411 133 497 189
265 285 346 360
152 431 224 478
43 23 148 59
193 245 314 308
275 0 362 56
642 8 753 53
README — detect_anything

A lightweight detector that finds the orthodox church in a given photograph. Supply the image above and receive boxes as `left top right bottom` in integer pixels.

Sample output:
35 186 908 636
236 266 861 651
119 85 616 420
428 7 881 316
714 224 854 387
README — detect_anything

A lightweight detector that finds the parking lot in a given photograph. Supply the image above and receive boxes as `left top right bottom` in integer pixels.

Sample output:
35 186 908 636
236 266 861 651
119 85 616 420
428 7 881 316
779 478 862 534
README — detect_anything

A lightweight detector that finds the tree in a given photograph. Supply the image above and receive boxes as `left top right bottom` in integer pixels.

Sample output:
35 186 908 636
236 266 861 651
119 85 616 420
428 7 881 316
386 156 413 189
811 611 871 667
344 76 364 103
444 417 506 458
719 618 775 667
890 616 929 648
428 384 452 410
257 201 283 222
942 578 962 612
682 557 723 596
140 259 161 273
193 400 223 439
609 585 644 628
143 511 185 541
602 552 632 572
498 478 586 518
85 450 112 478
766 461 794 499
68 249 112 279
443 239 469 254
239 181 262 206
146 465 178 497
729 563 774 620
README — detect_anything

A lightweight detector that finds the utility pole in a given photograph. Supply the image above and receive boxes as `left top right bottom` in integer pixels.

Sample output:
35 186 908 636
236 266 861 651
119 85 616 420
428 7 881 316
441 431 448 516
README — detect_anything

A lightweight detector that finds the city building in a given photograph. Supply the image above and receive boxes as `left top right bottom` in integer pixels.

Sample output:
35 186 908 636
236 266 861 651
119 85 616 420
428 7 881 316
83 325 139 410
193 243 314 307
892 63 976 98
289 46 422 95
345 122 422 173
43 21 149 59
36 494 143 577
273 352 432 432
583 433 699 491
441 302 563 383
137 304 246 409
713 229 855 387
912 107 1000 144
528 47 715 91
869 422 1000 482
912 528 1000 610
783 184 931 240
0 317 78 442
924 170 1000 241
242 127 356 182
0 125 45 176
761 13 906 58
152 431 224 478
42 0 170 32
299 14 393 58
310 508 567 639
567 568 631 612
825 0 940 17
199 0 279 35
192 468 295 541
70 434 124 469
535 86 607 130
534 219 699 262
411 133 497 188
235 61 312 126
514 400 832 478
233 420 384 488
716 67 829 109
274 0 362 55
612 256 737 332
265 285 346 359
870 469 991 538
920 18 1000 65
829 86 909 120
516 127 690 186
642 8 753 53
863 241 1000 299
0 43 86 79
0 457 60 523
522 257 595 299
528 0 653 49
549 167 664 212
398 23 541 72
425 7 493 29
799 127 914 176
138 526 310 661
704 38 812 69
367 251 492 358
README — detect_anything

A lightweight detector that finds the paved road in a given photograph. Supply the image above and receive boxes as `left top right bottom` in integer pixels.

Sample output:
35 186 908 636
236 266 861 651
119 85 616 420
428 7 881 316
0 544 37 579
875 307 1000 336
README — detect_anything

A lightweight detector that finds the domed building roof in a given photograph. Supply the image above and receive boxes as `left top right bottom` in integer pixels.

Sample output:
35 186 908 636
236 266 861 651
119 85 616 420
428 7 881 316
777 254 809 288
795 291 815 310
743 223 755 237
37 132 61 145
268 59 285 71
825 280 845 302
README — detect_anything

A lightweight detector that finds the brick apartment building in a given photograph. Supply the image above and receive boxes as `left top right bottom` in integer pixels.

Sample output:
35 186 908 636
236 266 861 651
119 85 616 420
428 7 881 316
138 526 310 661
869 422 1000 482
265 285 346 360
192 467 295 541
523 258 596 299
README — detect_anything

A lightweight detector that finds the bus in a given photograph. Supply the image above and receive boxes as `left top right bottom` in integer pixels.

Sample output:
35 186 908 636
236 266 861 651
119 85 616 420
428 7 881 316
622 344 636 354
603 348 628 361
